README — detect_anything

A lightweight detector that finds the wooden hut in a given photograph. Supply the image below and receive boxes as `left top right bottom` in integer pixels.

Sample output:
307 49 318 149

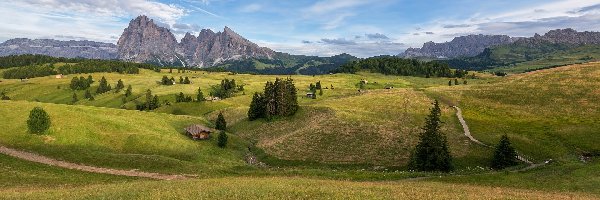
184 125 212 140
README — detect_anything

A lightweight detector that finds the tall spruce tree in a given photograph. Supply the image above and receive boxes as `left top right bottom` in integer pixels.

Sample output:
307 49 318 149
408 100 453 172
491 134 519 170
217 131 228 148
215 112 227 131
27 107 51 134
183 77 191 84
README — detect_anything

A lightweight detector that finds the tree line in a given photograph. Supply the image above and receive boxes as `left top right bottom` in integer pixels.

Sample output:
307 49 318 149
0 54 84 69
335 56 466 78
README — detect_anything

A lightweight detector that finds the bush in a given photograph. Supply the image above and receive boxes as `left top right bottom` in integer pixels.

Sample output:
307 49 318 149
27 107 51 134
217 131 228 148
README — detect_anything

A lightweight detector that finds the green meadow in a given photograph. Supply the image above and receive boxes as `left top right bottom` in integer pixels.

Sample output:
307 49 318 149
0 63 599 198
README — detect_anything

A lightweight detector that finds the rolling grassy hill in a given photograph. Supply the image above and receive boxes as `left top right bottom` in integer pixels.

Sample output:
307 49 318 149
0 100 249 175
429 62 600 162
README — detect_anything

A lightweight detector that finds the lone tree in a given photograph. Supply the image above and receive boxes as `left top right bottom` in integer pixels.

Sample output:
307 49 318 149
215 112 227 131
491 134 519 170
196 87 204 102
71 93 78 104
408 100 453 172
96 76 111 94
217 131 228 148
115 79 125 92
125 85 132 97
27 107 51 134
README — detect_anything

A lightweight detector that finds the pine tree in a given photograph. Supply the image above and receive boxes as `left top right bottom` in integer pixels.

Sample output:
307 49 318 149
27 107 51 134
408 100 453 172
454 79 459 85
448 80 452 86
71 93 78 104
197 87 204 102
179 76 184 84
87 75 93 84
115 79 125 92
70 77 79 90
316 81 322 89
319 88 323 96
217 131 228 148
176 92 185 103
96 76 110 94
144 89 153 110
183 77 191 84
169 68 173 73
463 80 468 85
125 85 132 97
215 112 227 131
491 134 519 170
151 95 160 110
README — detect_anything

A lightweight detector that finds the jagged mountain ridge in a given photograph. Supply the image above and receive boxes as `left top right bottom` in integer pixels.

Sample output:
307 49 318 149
117 15 274 67
399 34 517 59
0 38 117 59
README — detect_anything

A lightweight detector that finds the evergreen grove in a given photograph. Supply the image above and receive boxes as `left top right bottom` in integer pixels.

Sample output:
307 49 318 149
248 78 299 120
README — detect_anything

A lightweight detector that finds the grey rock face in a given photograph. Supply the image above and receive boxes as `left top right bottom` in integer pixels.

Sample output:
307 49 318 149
118 16 274 67
516 28 600 45
0 38 117 59
400 35 516 58
117 15 179 65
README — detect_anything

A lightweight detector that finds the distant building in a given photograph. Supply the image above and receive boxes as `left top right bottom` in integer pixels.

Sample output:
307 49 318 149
306 92 315 98
360 79 368 84
184 124 212 140
55 74 64 79
385 86 394 89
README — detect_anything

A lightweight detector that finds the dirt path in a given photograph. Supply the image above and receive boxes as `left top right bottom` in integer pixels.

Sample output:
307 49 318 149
0 145 189 180
453 106 534 164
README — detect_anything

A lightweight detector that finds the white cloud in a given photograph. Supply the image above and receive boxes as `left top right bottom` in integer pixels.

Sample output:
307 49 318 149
240 4 263 13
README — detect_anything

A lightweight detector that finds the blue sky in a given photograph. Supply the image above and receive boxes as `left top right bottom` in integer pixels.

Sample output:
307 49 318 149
1 0 600 57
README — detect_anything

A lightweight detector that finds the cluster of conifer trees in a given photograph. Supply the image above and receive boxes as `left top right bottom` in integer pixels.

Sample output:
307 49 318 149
210 79 241 99
0 54 82 69
248 78 298 120
137 89 160 111
2 65 55 79
70 75 94 90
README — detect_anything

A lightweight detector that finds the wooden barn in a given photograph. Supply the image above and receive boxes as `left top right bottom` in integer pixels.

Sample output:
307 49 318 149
184 124 212 140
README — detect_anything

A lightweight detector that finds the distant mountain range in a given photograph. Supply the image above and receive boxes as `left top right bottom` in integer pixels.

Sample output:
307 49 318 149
2 15 600 74
400 28 600 59
0 38 117 59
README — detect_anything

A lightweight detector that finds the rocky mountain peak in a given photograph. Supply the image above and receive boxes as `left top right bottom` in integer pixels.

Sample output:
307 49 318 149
116 16 275 67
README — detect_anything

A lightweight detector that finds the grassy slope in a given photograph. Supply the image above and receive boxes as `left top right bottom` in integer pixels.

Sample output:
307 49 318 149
429 62 600 162
0 70 495 168
0 177 595 200
488 45 600 73
0 101 248 175
0 154 138 189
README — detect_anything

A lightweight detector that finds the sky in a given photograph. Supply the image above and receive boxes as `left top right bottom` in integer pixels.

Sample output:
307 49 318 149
1 0 600 57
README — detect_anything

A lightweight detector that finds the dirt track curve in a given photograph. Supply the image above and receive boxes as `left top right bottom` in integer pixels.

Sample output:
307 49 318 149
453 106 534 164
0 145 188 180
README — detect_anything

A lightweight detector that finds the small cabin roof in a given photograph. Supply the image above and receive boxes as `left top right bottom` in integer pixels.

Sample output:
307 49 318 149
185 124 212 134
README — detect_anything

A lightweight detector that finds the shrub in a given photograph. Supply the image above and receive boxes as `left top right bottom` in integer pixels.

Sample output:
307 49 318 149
27 107 51 134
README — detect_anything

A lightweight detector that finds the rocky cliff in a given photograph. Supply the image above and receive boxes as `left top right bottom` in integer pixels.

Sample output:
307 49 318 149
399 35 516 58
515 28 600 46
0 38 117 59
117 15 274 67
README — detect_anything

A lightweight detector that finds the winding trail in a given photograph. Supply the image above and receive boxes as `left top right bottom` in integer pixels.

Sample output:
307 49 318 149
0 145 189 180
453 106 534 165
